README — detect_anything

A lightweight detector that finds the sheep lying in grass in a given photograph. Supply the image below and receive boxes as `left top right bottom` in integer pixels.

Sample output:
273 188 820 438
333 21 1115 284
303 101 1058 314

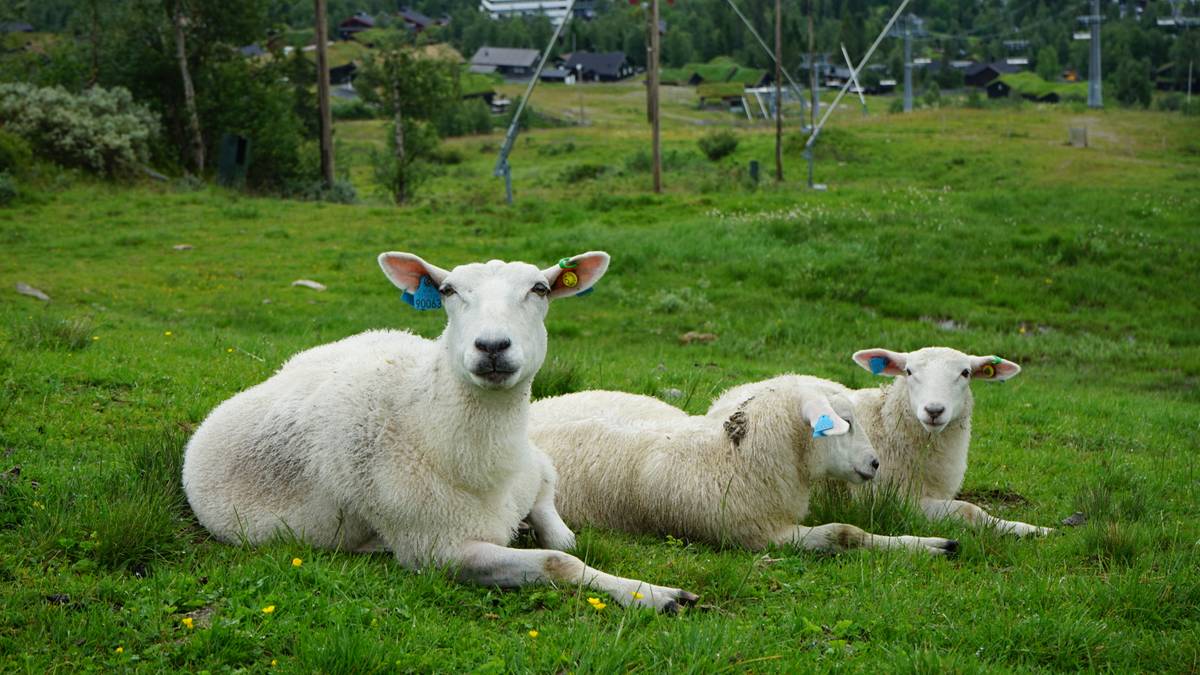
848 347 1053 537
529 376 960 555
182 251 698 613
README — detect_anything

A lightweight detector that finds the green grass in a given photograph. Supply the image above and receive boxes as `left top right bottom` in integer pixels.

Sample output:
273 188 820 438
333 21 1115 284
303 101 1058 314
1 98 1199 671
999 72 1090 102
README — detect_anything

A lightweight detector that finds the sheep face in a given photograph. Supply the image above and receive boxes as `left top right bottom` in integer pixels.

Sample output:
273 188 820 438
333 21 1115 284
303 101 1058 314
852 347 1021 432
804 392 879 483
379 252 609 391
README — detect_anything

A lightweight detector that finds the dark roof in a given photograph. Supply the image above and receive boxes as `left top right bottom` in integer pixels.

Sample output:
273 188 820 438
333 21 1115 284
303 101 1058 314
966 61 1020 77
239 44 266 57
563 51 629 78
339 12 375 28
0 22 34 33
398 6 434 28
541 68 572 80
470 47 539 69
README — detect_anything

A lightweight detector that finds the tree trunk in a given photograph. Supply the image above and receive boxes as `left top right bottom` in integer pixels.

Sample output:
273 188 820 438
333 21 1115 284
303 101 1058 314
314 0 335 187
172 1 204 174
649 0 661 194
87 0 100 87
392 78 406 204
774 0 783 182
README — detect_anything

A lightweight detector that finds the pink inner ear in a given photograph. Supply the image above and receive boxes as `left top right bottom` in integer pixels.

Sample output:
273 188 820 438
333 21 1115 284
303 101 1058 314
382 256 427 292
549 254 606 297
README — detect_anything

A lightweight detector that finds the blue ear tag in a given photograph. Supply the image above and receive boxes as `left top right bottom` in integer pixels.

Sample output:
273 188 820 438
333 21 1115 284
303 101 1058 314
813 414 834 438
575 286 594 298
402 275 442 311
869 356 889 375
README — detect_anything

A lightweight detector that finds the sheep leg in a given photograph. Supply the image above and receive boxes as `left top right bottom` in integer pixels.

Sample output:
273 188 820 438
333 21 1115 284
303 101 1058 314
451 541 699 613
921 498 1054 537
524 482 577 552
776 524 958 556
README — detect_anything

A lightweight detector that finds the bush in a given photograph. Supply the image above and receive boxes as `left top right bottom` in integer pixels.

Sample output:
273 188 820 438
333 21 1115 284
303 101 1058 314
289 178 358 204
966 89 985 109
332 99 381 121
434 99 494 137
888 97 906 113
0 130 32 175
0 172 15 206
560 163 607 183
371 119 439 204
0 84 159 175
923 82 942 107
697 130 738 161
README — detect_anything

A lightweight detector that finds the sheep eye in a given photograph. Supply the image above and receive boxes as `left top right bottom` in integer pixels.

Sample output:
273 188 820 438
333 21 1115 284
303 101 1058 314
961 368 971 378
438 284 456 297
531 282 550 297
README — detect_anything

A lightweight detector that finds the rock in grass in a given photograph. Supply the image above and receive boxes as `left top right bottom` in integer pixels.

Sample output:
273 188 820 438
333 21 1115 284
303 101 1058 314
1061 511 1087 527
679 331 717 345
291 279 327 292
15 282 50 302
173 244 194 251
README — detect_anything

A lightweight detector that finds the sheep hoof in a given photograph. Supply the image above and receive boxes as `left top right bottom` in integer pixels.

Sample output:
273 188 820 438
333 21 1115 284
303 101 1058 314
677 590 700 605
662 600 681 615
939 540 960 557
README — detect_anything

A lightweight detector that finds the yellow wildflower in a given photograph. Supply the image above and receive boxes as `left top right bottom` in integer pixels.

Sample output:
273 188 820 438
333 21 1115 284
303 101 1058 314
164 331 173 336
630 591 644 600
181 617 194 630
115 646 124 654
590 602 607 611
262 605 276 614
271 659 278 667
92 336 100 341
227 348 234 353
292 557 303 567
587 597 601 605
528 630 539 638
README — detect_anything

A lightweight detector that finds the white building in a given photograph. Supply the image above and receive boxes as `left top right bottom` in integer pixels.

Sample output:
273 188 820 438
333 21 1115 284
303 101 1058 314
479 0 591 26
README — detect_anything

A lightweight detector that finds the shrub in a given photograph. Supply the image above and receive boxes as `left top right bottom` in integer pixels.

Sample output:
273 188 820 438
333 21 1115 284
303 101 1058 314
0 172 15 206
560 163 607 183
923 82 942 107
888 97 906 113
0 130 32 175
332 99 381 121
434 99 494 137
289 178 358 204
0 84 159 175
371 119 439 204
698 130 738 161
966 89 984 109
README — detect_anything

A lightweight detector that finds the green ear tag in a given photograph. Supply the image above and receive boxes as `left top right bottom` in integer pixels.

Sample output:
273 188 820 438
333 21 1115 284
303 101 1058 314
558 257 579 269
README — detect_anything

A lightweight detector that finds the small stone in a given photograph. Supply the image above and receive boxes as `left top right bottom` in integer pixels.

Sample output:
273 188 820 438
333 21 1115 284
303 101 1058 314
291 279 327 292
1061 511 1087 527
172 244 194 251
15 282 50 302
679 331 717 345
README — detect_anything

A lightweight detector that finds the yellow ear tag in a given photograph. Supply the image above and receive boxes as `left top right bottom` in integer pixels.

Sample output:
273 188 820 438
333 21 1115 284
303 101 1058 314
561 271 579 288
981 364 996 378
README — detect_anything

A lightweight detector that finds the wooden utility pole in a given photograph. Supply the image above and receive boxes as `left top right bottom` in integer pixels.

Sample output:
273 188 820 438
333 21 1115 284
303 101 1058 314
807 0 816 131
171 0 204 174
314 0 335 187
649 0 662 193
774 0 783 181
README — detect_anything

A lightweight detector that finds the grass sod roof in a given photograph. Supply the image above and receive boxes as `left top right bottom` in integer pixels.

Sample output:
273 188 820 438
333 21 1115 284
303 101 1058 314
728 66 767 85
697 81 746 99
461 69 502 96
999 72 1089 101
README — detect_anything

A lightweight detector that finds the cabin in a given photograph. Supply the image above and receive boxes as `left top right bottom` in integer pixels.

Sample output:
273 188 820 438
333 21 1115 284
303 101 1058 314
562 52 634 82
540 68 576 85
398 7 448 33
338 12 374 41
330 63 358 85
965 61 1020 88
469 46 540 79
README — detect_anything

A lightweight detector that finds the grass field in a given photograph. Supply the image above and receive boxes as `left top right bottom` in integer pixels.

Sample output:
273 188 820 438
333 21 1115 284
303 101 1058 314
1 89 1199 671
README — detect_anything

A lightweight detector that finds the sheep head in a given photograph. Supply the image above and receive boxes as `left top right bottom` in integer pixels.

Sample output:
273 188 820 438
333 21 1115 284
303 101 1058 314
379 251 609 391
852 347 1020 432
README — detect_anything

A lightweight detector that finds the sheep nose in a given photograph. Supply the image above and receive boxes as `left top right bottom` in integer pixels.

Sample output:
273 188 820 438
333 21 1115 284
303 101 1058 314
870 458 880 470
474 337 512 356
924 404 945 419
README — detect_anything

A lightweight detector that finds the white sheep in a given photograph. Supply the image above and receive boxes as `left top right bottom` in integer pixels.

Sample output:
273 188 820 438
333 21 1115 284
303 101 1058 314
182 251 698 613
847 346 1053 537
529 375 960 555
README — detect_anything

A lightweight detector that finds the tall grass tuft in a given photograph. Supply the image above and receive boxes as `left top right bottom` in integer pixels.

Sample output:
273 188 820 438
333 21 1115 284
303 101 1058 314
13 313 93 351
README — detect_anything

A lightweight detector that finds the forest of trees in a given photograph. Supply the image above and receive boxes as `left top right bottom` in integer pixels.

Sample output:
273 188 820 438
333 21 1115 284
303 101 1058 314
0 0 1196 199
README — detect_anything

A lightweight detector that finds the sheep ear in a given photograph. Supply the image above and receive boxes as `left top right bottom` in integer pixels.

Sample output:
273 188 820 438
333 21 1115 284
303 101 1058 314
852 349 908 377
541 251 610 300
801 397 851 438
970 355 1021 381
378 252 450 294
